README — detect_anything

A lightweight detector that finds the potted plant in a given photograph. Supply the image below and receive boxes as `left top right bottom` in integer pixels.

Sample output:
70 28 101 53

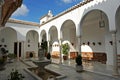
75 54 83 72
62 43 69 60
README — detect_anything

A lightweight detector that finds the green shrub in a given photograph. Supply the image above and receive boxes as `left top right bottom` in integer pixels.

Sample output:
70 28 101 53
8 69 25 80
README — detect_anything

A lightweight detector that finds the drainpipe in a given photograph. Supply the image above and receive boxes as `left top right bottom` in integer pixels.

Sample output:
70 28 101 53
111 31 119 75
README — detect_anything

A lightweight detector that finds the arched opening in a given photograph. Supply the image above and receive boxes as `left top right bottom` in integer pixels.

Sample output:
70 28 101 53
26 30 39 59
116 6 120 53
40 30 47 57
49 26 59 58
116 5 120 67
80 10 109 64
61 20 77 59
0 27 17 57
40 30 47 43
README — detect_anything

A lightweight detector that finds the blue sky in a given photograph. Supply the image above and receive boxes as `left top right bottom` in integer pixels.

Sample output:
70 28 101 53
11 0 82 23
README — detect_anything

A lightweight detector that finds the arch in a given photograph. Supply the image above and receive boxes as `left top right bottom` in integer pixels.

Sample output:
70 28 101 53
49 26 58 41
26 30 39 42
26 30 39 58
80 9 109 32
79 9 109 64
0 27 17 53
61 19 76 31
115 5 120 31
49 26 58 53
0 27 18 40
61 19 77 53
60 19 76 40
115 5 120 56
40 30 47 42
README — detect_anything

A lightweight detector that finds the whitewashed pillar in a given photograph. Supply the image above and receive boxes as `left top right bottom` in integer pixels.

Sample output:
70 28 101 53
59 39 62 64
22 41 25 59
17 42 19 61
47 40 50 53
77 36 82 55
111 32 119 75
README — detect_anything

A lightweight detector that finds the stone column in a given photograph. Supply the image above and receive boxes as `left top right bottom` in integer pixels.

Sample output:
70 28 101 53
59 39 62 64
17 41 19 61
111 32 119 75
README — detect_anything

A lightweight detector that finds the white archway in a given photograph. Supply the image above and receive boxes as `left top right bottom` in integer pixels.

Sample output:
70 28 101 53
80 10 109 64
49 26 59 57
40 30 47 43
0 27 17 55
25 30 39 58
61 19 77 59
116 6 120 55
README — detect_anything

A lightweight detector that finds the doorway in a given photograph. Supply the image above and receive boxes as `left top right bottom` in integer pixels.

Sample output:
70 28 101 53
14 42 21 57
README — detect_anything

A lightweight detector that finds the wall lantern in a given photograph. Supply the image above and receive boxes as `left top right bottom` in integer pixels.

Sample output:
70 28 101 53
99 11 105 28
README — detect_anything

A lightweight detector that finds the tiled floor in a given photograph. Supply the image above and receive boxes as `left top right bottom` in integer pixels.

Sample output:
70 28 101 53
0 60 37 80
45 64 120 80
52 58 120 78
0 58 120 80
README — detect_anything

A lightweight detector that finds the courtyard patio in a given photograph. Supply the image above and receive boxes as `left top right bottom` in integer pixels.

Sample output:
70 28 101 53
0 58 120 80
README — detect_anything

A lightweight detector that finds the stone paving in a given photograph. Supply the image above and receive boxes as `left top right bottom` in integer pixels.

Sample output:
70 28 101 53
45 64 120 80
52 58 120 78
0 58 120 80
0 59 37 80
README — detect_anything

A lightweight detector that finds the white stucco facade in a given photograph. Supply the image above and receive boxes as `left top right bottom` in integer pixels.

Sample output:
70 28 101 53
0 0 120 71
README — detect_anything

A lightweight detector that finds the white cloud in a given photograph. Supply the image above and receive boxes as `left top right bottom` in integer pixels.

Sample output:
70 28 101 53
62 0 78 3
12 4 29 17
